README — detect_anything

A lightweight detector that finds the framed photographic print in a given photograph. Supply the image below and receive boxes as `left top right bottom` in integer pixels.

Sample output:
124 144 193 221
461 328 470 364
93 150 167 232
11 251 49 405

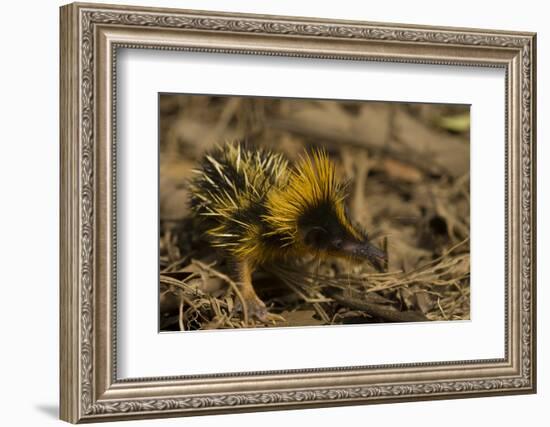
59 2 537 423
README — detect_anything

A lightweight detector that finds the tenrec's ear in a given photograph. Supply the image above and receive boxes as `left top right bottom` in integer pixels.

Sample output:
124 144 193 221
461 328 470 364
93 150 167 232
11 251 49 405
302 226 328 248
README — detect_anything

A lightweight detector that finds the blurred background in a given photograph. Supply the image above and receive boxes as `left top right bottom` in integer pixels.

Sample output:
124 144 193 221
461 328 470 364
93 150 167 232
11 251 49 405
159 94 470 330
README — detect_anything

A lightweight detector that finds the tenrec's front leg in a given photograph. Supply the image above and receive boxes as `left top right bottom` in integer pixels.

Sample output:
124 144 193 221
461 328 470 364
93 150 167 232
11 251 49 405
235 259 284 325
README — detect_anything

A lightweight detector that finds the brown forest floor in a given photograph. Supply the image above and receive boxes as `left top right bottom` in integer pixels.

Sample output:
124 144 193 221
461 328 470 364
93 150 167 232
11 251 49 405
158 95 470 331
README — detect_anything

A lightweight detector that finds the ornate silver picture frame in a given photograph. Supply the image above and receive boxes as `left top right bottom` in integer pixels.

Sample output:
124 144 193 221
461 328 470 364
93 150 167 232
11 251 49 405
60 2 536 423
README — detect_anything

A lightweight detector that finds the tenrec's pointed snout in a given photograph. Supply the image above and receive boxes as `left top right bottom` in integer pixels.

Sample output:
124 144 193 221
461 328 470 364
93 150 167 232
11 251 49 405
341 239 387 272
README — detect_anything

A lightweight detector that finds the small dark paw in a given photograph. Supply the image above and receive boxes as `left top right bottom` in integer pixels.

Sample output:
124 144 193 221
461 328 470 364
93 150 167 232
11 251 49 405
235 297 285 325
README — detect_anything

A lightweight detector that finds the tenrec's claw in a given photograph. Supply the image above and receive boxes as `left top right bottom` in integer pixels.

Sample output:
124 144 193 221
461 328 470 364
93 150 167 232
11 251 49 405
235 296 285 325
